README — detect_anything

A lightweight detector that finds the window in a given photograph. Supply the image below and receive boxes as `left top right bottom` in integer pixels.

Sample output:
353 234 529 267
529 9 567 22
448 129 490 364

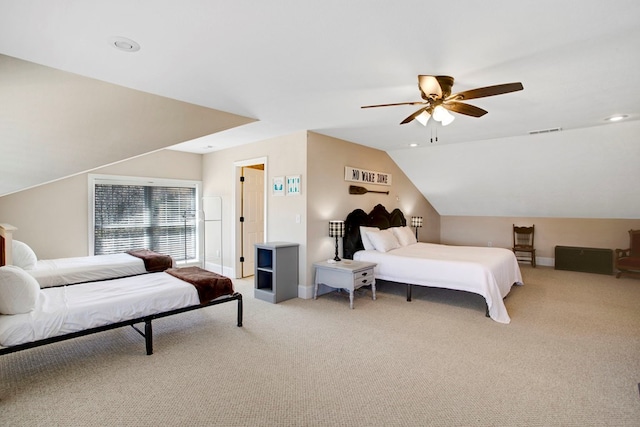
90 175 201 263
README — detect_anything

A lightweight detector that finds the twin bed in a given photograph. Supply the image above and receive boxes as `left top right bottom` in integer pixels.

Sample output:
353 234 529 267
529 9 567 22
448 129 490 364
0 225 242 356
343 205 523 323
12 240 174 288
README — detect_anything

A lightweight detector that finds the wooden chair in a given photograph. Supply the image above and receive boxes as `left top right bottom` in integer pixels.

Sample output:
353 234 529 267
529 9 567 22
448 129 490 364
513 224 536 267
615 229 640 279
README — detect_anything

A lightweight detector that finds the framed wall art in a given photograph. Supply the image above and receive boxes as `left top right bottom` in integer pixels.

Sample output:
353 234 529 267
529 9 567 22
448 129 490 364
272 176 285 196
286 175 301 196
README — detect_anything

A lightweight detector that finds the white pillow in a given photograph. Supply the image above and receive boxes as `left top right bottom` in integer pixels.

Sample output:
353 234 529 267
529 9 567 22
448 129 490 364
0 265 40 315
366 229 400 253
12 240 38 270
359 226 379 250
392 226 417 246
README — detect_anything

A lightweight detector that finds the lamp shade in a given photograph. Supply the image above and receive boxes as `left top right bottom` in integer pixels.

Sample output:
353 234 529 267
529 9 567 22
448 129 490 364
411 216 423 228
431 105 455 126
416 110 430 126
329 220 345 238
440 109 455 126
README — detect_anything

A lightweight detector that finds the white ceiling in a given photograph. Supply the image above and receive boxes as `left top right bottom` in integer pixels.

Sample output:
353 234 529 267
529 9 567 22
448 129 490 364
1 1 639 218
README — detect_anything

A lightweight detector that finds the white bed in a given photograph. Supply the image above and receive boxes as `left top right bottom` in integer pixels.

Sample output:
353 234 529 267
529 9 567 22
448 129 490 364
1 231 172 288
0 272 197 348
343 205 523 324
26 253 150 288
354 243 522 324
0 266 242 354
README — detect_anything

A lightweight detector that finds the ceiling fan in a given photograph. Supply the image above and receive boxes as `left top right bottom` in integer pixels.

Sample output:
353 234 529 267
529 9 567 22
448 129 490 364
361 75 523 126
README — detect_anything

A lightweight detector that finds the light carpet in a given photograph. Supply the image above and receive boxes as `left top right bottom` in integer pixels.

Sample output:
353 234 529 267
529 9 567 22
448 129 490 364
1 266 639 426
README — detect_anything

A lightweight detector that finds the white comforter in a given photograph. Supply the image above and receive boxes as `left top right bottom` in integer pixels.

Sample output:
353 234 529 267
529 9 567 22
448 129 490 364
0 272 199 348
28 253 148 288
354 243 523 324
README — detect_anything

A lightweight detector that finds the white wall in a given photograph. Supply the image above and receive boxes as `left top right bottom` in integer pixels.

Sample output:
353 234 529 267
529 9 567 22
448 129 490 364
389 120 640 219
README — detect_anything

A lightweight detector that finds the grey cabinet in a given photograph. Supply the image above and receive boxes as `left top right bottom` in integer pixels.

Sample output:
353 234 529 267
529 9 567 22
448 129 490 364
254 242 299 303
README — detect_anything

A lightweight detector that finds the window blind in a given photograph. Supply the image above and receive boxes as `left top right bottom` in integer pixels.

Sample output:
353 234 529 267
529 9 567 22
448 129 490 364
94 183 197 261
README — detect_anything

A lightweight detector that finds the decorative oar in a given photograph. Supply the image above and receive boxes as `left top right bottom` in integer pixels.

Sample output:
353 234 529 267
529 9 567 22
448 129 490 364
349 185 389 195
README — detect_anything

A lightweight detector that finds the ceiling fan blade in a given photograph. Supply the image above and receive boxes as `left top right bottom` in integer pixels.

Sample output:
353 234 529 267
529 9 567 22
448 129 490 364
447 82 523 101
361 101 427 109
400 107 429 124
444 101 488 117
418 75 443 100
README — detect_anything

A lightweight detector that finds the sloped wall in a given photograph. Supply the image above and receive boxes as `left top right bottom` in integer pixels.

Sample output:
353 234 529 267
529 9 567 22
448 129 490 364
0 54 253 197
0 150 202 259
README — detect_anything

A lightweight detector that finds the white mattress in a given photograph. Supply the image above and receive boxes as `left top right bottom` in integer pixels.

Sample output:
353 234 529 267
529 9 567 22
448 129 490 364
354 243 523 324
0 272 199 348
27 253 148 288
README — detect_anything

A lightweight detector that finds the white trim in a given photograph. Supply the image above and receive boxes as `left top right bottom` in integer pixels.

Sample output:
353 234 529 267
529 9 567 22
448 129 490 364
232 157 268 279
298 284 314 299
537 257 554 267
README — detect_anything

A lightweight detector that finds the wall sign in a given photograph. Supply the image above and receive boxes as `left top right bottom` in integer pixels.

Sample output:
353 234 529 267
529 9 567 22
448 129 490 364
345 166 392 186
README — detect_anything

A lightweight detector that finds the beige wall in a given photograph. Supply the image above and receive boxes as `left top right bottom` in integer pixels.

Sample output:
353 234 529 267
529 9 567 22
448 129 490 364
442 216 640 264
4 128 637 287
202 130 438 294
306 132 439 292
202 131 308 281
0 54 253 197
0 150 202 259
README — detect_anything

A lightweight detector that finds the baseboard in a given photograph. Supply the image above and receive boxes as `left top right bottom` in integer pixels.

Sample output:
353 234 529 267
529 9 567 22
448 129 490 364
516 257 553 267
204 261 233 277
299 284 314 299
537 257 554 267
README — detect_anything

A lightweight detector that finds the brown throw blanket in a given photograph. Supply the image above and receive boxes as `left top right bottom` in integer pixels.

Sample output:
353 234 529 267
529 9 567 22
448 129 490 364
126 249 173 273
165 266 234 303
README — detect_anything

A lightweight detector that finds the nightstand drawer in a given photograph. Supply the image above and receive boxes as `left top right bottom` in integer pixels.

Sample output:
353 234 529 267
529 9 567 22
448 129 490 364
354 268 374 287
354 268 374 281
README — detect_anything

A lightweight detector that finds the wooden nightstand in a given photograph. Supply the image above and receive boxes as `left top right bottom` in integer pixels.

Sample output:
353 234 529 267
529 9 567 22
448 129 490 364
313 260 376 309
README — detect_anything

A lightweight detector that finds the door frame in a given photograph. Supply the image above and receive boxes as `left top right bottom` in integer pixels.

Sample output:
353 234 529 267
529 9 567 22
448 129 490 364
233 157 267 278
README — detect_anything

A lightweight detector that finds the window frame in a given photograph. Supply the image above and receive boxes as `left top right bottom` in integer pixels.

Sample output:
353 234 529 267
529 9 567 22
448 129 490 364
88 174 202 263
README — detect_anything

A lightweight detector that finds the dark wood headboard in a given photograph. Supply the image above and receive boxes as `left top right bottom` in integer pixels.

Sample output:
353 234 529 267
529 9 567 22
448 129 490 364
343 204 406 259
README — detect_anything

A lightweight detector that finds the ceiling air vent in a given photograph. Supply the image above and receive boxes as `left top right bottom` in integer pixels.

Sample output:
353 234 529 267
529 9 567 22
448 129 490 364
529 127 563 135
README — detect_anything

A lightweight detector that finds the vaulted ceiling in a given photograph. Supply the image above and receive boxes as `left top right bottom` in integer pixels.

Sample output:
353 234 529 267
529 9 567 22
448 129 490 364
1 1 639 218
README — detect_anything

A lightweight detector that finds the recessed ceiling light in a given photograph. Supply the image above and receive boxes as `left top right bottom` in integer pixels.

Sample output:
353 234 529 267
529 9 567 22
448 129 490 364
109 36 140 52
409 143 419 147
606 114 628 122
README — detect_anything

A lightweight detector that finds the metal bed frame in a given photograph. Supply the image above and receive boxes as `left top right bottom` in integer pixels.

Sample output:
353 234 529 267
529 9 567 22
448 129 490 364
0 292 243 356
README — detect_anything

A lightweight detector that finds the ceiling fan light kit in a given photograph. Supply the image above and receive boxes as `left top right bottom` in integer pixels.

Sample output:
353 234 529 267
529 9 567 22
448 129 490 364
431 105 455 126
362 75 524 126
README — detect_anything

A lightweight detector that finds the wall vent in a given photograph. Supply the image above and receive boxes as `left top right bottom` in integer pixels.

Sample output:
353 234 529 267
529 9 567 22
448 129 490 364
529 127 563 135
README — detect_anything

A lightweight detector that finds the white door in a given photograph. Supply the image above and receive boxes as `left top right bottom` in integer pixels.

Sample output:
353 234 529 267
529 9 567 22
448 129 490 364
241 166 264 277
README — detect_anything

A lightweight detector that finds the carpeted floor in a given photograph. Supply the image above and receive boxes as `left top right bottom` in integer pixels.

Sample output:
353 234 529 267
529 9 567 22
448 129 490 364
1 266 639 426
